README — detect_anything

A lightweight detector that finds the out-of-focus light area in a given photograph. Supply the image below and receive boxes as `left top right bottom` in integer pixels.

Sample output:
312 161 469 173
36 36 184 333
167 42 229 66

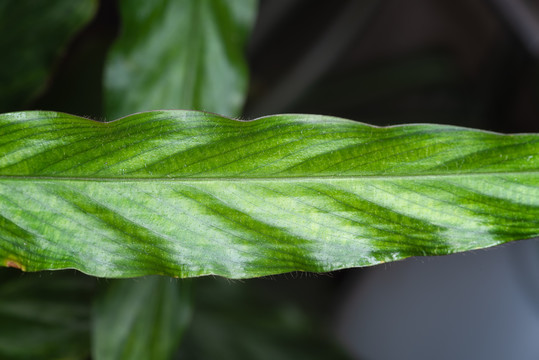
245 0 539 359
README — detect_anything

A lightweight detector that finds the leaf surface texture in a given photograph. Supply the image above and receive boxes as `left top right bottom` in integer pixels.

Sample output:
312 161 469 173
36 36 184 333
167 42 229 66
0 110 538 278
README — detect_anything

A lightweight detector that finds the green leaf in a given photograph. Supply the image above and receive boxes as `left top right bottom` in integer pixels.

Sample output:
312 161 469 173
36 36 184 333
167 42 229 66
104 0 257 119
100 2 257 358
92 276 191 360
0 110 538 278
0 0 98 112
177 278 351 360
0 269 95 359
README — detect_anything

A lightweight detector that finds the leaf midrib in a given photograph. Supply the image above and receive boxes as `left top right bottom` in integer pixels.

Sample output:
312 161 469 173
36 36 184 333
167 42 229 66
0 171 537 183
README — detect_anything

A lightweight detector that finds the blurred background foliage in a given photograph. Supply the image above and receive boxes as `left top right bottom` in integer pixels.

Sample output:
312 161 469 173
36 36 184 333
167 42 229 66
1 0 538 359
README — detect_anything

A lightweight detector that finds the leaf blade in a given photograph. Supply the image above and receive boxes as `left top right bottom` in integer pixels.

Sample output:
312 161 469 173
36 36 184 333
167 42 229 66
104 0 257 119
0 110 538 278
0 269 95 360
0 0 98 112
92 277 191 360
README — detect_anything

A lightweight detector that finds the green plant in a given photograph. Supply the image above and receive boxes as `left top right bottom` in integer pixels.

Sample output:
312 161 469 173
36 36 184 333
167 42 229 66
2 110 538 278
0 1 538 359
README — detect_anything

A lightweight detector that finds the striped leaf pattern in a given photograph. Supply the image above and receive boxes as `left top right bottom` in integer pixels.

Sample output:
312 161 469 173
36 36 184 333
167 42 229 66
0 110 538 278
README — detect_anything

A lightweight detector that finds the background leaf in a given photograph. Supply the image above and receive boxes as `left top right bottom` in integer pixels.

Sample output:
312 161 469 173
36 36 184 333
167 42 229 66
93 276 191 360
0 269 95 360
104 0 257 119
176 277 350 360
1 110 537 278
0 0 98 112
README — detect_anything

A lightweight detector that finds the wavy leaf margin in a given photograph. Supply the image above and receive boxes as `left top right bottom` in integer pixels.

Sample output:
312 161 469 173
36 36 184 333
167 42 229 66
0 110 538 278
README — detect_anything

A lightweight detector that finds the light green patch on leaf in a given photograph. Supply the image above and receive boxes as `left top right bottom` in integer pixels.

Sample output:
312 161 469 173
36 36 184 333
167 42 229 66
105 0 257 119
0 0 98 112
0 110 538 278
